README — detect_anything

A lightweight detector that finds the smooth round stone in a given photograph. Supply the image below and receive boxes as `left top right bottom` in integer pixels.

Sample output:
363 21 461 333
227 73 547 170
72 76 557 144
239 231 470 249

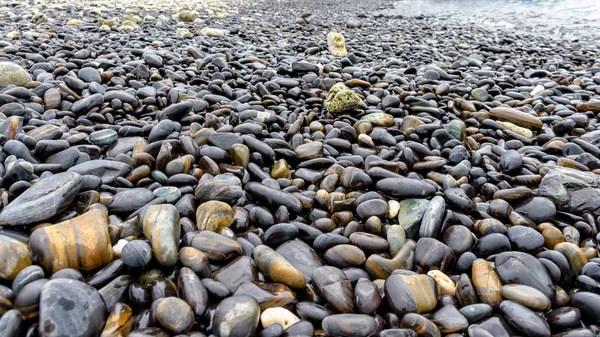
39 279 107 337
29 209 112 273
385 274 438 316
0 234 31 281
108 188 155 214
514 197 556 224
500 284 550 311
324 244 366 268
121 241 152 268
499 300 551 337
89 129 118 146
213 295 260 337
263 223 299 248
458 303 493 323
78 67 102 83
322 314 377 337
0 172 83 226
443 225 473 255
253 245 306 289
499 150 522 174
156 297 194 334
261 307 300 330
356 199 388 219
0 62 30 87
546 307 581 329
569 292 600 325
507 226 544 253
495 251 555 300
196 200 234 232
141 204 180 267
152 187 181 203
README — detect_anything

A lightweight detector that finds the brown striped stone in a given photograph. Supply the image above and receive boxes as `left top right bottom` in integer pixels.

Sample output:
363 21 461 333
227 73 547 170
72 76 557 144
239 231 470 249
29 208 113 273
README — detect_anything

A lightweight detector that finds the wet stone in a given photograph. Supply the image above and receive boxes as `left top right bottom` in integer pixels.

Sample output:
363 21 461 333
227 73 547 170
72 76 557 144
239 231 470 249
39 279 107 337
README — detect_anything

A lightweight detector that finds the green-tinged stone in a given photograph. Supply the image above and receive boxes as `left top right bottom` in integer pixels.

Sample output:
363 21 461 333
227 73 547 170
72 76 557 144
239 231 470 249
397 199 429 239
141 204 180 267
0 62 30 87
325 83 362 113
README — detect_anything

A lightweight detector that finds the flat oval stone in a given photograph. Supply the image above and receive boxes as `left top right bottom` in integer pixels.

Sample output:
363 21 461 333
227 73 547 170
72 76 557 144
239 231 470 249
514 197 556 224
546 307 581 329
500 284 550 311
507 226 544 253
245 182 302 214
29 209 113 273
489 107 543 128
0 172 82 226
324 244 366 268
68 160 130 184
499 300 551 337
377 177 436 199
385 274 438 316
322 314 377 337
39 279 107 337
415 238 455 272
213 295 260 337
356 199 388 219
108 188 155 214
89 129 118 146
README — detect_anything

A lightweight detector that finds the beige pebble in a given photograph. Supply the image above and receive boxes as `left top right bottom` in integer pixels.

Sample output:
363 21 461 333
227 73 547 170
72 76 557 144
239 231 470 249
261 307 300 330
428 270 456 296
387 200 400 219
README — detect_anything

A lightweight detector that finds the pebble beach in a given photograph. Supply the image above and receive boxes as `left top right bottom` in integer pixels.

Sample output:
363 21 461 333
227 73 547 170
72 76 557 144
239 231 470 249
0 0 600 336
